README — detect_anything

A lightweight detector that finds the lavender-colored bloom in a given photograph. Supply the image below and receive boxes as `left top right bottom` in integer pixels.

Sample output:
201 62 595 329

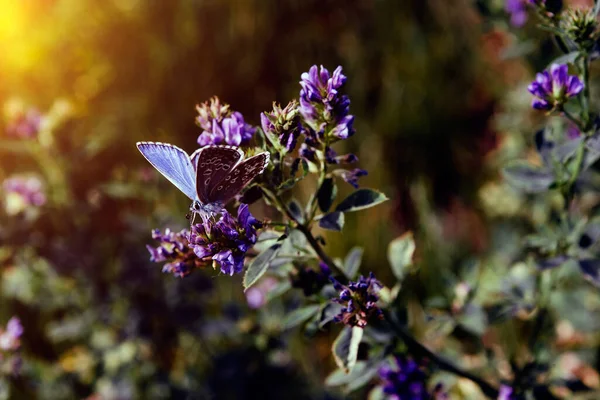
261 100 300 153
528 64 584 111
291 263 331 296
188 204 261 276
299 65 355 143
196 97 256 147
325 146 358 165
497 385 519 400
2 175 46 215
6 108 43 139
147 228 210 278
378 356 434 400
245 276 278 309
330 272 382 327
0 317 22 351
505 0 544 27
334 168 368 188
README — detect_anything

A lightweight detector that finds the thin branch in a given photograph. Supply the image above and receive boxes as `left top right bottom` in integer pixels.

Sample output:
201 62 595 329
383 309 500 399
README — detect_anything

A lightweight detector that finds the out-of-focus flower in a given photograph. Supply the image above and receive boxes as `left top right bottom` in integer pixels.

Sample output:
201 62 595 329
2 175 46 215
196 97 256 147
5 108 43 139
261 100 301 153
291 263 331 296
561 7 599 50
333 168 368 188
245 276 278 309
147 228 210 278
378 355 434 400
0 317 22 352
528 64 584 111
299 65 355 148
330 272 382 327
188 204 262 276
505 0 545 27
498 385 518 400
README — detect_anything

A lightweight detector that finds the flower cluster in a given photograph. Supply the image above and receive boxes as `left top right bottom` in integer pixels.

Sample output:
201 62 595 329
505 0 545 27
331 272 382 327
561 8 599 50
299 65 354 143
5 108 43 139
195 97 256 147
291 263 331 296
2 175 46 215
187 204 262 276
528 64 584 111
0 317 23 376
261 100 301 153
147 228 210 278
378 356 444 400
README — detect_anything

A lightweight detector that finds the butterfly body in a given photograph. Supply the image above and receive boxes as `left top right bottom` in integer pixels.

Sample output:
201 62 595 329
136 141 269 217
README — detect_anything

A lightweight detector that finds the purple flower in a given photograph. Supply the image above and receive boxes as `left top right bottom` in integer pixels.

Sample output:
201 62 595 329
6 108 43 139
195 97 256 147
378 356 437 400
261 100 300 153
188 204 261 276
330 272 382 327
147 228 211 278
333 168 368 188
245 276 278 309
2 175 46 215
0 317 22 352
291 263 331 296
528 64 584 111
299 65 355 144
505 0 544 27
498 385 519 400
325 146 358 165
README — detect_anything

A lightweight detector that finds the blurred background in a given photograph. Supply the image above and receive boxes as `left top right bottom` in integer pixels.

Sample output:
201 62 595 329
0 0 591 398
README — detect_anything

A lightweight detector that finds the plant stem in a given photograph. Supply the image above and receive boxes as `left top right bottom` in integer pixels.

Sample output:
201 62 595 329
581 54 591 128
382 309 499 399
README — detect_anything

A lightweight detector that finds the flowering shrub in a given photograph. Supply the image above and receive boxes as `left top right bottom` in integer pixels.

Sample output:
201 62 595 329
4 1 600 399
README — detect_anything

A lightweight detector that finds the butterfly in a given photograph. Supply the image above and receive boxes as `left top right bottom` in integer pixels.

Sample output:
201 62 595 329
136 141 269 217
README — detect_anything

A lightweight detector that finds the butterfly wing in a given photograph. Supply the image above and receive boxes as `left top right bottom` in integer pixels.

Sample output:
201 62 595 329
136 141 197 200
194 145 244 203
207 152 270 205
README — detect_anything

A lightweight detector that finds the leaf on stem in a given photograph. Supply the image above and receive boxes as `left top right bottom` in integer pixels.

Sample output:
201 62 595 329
319 211 345 231
343 247 363 279
332 326 363 373
336 189 388 213
387 232 416 280
243 243 282 290
317 177 337 212
502 161 554 193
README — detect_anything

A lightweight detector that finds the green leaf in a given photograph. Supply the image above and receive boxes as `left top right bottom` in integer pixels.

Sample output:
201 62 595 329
332 326 363 373
243 243 282 290
281 304 321 330
547 51 580 68
336 189 388 213
579 259 600 288
343 247 363 279
502 161 554 193
325 360 380 392
387 232 415 280
288 199 304 223
319 212 345 231
317 178 337 212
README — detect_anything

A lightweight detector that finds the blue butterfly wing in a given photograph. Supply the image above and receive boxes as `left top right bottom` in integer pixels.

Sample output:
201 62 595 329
193 145 244 204
136 141 197 200
208 152 270 205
